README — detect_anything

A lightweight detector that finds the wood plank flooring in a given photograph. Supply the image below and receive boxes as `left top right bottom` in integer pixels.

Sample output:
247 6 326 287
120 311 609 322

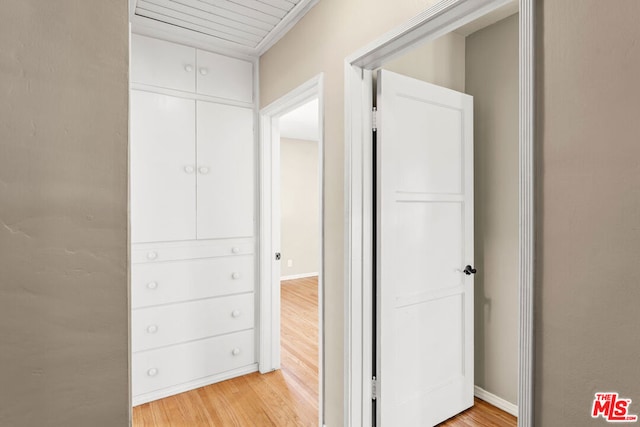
133 276 515 426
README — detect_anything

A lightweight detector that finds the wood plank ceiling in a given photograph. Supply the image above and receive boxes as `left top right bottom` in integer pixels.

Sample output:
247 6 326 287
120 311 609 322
134 0 311 53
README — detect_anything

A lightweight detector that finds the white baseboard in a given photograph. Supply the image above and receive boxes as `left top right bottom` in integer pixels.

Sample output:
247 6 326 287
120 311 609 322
474 385 518 417
280 272 318 281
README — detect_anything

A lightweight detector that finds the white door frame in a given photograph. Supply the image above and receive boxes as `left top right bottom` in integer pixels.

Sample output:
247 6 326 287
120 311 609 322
259 74 325 426
344 0 535 426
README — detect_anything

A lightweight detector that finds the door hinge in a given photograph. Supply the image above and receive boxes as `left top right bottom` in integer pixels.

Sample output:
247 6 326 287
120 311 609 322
372 107 378 131
372 376 378 400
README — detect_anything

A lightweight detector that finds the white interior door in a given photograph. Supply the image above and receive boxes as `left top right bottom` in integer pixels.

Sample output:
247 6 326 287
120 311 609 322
131 90 196 243
376 70 474 426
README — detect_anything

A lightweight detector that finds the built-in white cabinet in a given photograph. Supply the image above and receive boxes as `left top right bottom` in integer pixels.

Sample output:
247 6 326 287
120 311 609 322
131 92 254 244
131 34 253 103
130 33 257 406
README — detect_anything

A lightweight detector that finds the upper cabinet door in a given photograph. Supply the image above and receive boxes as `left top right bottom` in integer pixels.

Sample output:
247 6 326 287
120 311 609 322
196 50 253 103
196 102 254 240
131 34 196 93
131 91 197 243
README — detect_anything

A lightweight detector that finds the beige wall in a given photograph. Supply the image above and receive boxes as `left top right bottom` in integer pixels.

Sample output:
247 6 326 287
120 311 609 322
383 32 466 92
466 13 519 405
260 1 442 424
0 2 129 426
280 138 320 278
536 1 640 425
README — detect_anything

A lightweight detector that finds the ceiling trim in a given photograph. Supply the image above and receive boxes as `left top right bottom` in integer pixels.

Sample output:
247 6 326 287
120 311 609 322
256 0 320 56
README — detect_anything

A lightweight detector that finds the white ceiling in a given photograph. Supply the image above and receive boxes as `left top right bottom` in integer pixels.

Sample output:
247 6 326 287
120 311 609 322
131 0 319 57
279 99 319 141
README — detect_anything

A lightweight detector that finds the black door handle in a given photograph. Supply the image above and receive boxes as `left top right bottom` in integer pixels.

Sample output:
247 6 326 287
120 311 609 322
463 265 477 275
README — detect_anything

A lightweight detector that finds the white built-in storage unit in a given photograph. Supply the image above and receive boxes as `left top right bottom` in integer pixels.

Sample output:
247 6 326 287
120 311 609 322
129 33 257 405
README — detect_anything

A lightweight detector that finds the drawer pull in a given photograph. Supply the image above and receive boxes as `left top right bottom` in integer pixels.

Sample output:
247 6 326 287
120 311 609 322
231 310 241 318
231 247 240 254
147 368 158 377
232 272 241 280
146 325 158 334
146 281 158 290
147 251 158 260
199 67 209 76
184 64 193 72
232 348 241 356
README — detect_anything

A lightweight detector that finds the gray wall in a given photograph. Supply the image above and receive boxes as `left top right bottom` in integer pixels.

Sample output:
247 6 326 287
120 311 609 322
466 14 519 405
536 1 640 425
0 2 129 426
280 138 320 278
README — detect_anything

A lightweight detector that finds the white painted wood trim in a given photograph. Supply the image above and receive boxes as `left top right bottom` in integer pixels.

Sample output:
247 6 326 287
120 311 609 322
280 272 319 281
474 386 519 417
344 1 535 426
256 0 320 55
259 74 325 427
518 1 535 426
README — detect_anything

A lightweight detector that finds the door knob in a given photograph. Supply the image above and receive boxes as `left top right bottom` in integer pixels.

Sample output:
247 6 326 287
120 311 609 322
198 166 210 175
184 64 193 72
463 265 477 275
184 165 195 174
199 68 209 76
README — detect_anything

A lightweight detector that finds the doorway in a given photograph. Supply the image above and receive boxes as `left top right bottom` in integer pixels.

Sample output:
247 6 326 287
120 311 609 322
259 74 325 426
344 0 535 426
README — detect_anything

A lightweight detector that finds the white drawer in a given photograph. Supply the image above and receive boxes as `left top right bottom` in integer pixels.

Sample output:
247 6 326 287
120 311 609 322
132 329 255 396
132 293 254 352
131 255 254 308
132 239 253 264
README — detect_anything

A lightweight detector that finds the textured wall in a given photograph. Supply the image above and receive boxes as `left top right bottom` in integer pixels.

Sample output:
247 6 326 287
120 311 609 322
280 138 320 278
466 13 519 406
0 2 129 426
536 0 640 425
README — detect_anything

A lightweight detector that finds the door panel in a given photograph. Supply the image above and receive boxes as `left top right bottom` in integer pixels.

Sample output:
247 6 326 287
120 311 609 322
196 50 253 102
131 34 196 92
196 102 254 240
131 91 196 243
377 70 474 426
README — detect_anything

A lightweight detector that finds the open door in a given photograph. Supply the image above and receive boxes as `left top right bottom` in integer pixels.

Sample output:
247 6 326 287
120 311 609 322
376 70 475 426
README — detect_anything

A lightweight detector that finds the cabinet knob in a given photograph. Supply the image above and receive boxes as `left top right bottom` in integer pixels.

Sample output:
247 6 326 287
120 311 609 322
147 368 158 377
232 348 241 356
198 166 210 175
146 281 158 290
231 310 241 318
185 64 193 72
147 251 158 260
199 67 209 76
232 272 241 280
146 325 158 334
231 247 240 254
184 165 195 174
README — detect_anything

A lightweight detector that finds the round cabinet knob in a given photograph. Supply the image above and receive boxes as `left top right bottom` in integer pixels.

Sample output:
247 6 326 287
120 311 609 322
184 165 195 174
146 325 158 334
146 281 158 290
231 247 240 254
184 64 193 72
198 166 210 175
232 272 241 280
199 68 209 76
231 310 241 318
147 368 158 377
147 251 158 260
232 348 241 356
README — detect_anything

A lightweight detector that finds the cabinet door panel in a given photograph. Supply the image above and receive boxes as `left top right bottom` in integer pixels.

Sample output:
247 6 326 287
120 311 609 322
196 50 253 102
197 102 254 239
131 91 196 243
131 34 196 92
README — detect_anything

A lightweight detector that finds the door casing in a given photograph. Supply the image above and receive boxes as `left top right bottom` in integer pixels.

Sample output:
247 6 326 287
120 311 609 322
258 74 325 427
343 0 535 426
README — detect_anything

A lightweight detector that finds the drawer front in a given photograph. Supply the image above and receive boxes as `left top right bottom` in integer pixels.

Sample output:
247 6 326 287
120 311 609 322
131 34 195 92
132 255 254 308
132 329 255 396
132 240 253 264
196 49 253 102
132 293 254 352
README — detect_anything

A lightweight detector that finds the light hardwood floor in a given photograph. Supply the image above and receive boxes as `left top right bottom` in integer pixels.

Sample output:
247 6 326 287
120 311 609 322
133 276 515 426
